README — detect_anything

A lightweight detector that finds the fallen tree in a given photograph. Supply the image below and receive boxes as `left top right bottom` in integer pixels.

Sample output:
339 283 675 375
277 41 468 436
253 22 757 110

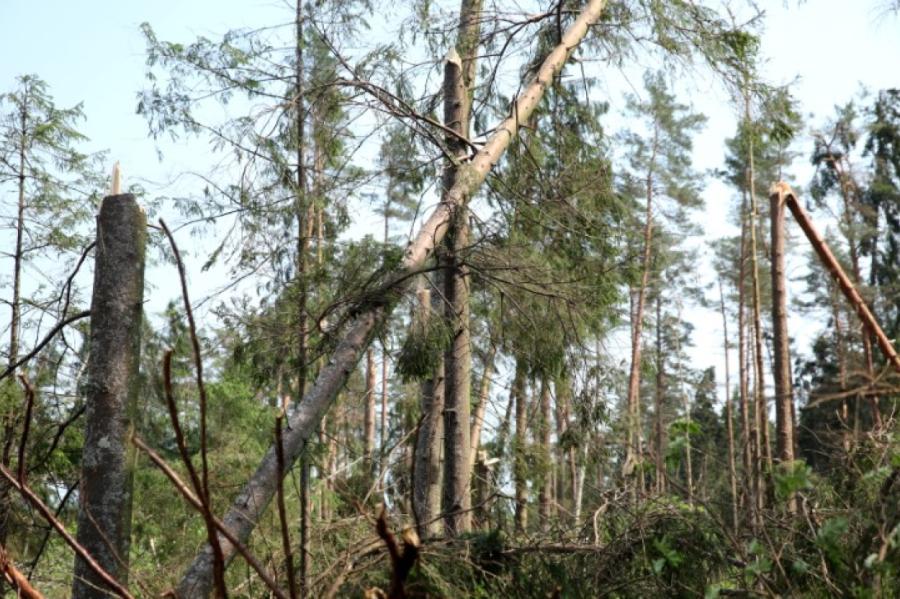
175 1 610 595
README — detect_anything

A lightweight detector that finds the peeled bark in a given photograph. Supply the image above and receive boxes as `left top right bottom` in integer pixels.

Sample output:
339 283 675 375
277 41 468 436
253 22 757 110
73 195 146 598
176 3 609 592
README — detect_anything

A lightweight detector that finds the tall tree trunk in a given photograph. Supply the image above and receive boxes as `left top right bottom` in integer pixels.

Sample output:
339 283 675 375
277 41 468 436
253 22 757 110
737 192 760 525
769 184 796 491
469 343 497 474
744 91 772 504
365 348 377 480
624 132 658 490
293 4 312 594
413 287 444 539
538 379 552 531
554 375 573 519
441 0 483 537
72 194 146 598
176 3 610 592
654 291 666 494
0 93 28 563
513 363 528 533
830 285 852 451
719 279 739 532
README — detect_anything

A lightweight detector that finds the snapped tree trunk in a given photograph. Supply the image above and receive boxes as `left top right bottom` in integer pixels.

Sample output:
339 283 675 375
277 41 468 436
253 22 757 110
72 194 146 599
441 0 483 537
176 3 609 592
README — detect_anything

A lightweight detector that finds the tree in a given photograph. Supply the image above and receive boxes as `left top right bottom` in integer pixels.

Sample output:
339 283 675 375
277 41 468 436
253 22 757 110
617 71 705 490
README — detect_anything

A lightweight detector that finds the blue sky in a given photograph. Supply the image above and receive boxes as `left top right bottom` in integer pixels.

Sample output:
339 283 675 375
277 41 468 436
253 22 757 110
1 0 899 402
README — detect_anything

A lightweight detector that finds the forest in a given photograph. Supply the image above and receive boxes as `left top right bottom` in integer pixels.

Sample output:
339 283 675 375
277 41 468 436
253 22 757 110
1 0 900 597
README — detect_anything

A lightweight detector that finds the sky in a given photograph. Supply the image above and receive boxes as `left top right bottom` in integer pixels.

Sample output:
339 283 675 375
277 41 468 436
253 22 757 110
1 0 899 410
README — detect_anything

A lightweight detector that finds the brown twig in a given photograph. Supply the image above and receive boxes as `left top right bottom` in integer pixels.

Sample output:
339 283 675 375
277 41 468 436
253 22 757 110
275 414 298 599
0 310 90 384
159 218 229 597
160 350 228 598
131 435 287 599
0 465 133 598
1 543 43 599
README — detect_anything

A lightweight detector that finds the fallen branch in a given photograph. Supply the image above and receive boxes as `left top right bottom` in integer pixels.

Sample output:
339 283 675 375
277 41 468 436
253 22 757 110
0 465 133 599
0 543 43 599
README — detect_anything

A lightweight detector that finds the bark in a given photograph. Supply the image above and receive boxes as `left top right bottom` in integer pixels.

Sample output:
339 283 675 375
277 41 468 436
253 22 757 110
441 0 483 537
175 3 609 592
513 364 528 533
413 287 444 539
72 195 146 598
769 184 795 471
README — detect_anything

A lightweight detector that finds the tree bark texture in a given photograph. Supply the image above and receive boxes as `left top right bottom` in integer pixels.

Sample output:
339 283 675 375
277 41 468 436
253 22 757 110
72 195 145 599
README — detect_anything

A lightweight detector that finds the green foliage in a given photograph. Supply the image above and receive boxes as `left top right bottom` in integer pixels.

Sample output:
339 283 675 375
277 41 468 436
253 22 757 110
396 312 451 382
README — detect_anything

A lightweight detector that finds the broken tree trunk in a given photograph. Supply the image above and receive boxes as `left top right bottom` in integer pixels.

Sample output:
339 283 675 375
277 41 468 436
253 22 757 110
175 2 609 594
441 0 483 537
769 182 796 513
781 185 900 374
73 194 145 599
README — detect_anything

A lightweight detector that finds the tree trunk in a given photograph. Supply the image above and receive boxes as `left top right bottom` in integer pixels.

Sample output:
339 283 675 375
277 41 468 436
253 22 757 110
623 137 657 487
719 279 739 532
441 0 483 537
175 3 610 591
769 184 796 481
413 287 444 539
365 348 377 481
744 91 771 504
538 378 552 531
0 95 28 565
72 194 146 598
469 343 497 474
654 292 666 494
513 364 528 533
